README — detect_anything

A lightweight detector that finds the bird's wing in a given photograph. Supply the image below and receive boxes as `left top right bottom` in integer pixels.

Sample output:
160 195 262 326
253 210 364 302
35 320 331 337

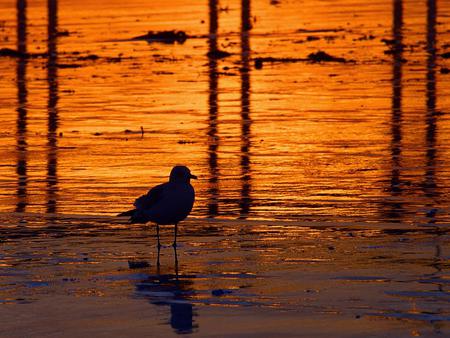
117 209 136 217
133 183 166 210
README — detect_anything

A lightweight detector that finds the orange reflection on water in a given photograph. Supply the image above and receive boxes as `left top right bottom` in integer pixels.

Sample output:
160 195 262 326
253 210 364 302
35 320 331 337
0 0 450 224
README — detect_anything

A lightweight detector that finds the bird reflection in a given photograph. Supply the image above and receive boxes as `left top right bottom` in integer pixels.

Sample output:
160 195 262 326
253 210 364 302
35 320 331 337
47 0 59 214
207 0 220 217
135 247 198 335
239 0 252 218
16 0 28 213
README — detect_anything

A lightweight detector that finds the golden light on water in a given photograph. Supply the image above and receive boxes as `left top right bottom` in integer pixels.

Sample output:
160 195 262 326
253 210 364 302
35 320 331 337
2 1 450 222
1 0 450 222
0 0 450 336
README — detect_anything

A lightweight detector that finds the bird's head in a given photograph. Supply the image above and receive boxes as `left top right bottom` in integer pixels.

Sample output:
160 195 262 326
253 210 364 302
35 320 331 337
170 165 197 183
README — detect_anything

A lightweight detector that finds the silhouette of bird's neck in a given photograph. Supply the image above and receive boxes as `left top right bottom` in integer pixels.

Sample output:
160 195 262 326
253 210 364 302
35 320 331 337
169 176 190 184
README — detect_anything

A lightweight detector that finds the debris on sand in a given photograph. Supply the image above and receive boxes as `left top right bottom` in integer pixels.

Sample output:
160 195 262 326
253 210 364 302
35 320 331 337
254 56 307 69
381 38 405 55
131 30 188 44
441 67 450 74
297 28 345 33
425 208 438 218
212 289 232 296
123 127 144 136
0 48 26 57
294 36 320 44
56 30 71 37
75 54 100 61
106 56 123 63
0 48 112 68
254 51 348 69
441 52 450 59
306 36 320 42
207 49 232 59
354 34 375 41
128 260 150 269
71 53 131 64
307 51 348 63
0 47 47 58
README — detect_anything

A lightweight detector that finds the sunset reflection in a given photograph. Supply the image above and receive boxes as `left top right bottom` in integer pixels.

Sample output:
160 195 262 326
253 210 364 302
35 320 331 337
46 0 58 214
239 0 252 219
385 0 404 221
207 0 219 218
0 0 450 336
15 0 27 213
0 0 448 222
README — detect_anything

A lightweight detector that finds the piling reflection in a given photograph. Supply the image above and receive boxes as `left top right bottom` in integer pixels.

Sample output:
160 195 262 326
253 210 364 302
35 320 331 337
15 0 28 213
46 0 59 214
136 248 197 335
2 0 450 223
424 5 443 334
207 0 219 217
423 0 437 201
384 0 404 221
239 0 252 218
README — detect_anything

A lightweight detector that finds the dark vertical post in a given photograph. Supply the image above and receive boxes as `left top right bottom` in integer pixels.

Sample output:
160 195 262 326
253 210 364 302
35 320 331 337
239 0 252 218
423 0 437 200
16 0 28 213
17 0 26 54
207 0 219 217
47 0 59 214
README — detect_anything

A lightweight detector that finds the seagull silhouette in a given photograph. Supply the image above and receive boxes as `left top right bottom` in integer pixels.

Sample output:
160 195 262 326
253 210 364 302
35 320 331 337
118 166 197 247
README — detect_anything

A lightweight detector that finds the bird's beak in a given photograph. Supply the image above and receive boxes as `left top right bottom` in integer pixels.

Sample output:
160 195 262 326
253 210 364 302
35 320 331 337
190 174 198 179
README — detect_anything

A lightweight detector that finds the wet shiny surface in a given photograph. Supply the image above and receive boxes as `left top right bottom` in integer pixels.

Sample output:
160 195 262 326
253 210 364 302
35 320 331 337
0 215 449 336
1 0 450 336
1 0 450 222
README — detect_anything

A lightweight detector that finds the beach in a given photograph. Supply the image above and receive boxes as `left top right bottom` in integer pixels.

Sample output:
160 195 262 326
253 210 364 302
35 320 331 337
0 0 449 336
0 214 448 336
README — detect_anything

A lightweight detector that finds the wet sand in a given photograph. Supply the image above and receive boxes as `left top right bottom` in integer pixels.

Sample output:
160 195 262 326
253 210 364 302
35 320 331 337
1 0 450 222
1 0 450 336
0 214 449 336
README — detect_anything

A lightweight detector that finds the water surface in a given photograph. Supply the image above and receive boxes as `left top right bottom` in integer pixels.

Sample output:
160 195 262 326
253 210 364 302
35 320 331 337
0 214 449 336
1 0 450 222
0 0 450 336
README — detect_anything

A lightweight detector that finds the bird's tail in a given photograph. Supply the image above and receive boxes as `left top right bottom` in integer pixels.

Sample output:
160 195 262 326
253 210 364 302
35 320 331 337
117 209 136 217
129 213 148 224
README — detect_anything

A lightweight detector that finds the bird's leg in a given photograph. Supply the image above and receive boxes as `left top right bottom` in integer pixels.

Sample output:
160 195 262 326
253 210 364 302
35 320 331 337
156 223 161 249
156 243 161 267
173 245 179 281
172 223 178 247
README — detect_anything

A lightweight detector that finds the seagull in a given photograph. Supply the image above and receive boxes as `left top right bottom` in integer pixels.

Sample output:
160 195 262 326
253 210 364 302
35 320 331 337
118 166 197 247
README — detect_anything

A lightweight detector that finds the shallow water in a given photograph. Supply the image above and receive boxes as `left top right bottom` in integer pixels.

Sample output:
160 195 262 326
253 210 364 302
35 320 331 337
0 0 450 336
1 0 450 222
0 214 449 336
